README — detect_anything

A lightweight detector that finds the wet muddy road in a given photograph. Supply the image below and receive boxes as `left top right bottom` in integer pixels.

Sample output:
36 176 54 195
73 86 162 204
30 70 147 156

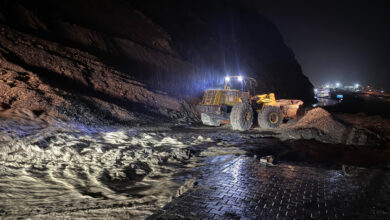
150 156 390 219
0 118 389 219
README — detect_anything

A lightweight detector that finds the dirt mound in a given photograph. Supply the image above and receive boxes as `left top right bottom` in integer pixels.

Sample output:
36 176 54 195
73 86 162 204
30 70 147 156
278 108 386 146
289 107 345 132
336 113 390 140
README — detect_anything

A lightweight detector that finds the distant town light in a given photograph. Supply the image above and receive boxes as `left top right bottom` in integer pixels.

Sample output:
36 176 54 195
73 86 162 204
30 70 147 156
314 88 318 93
325 84 329 88
225 76 230 82
335 82 341 87
354 83 359 88
238 76 243 81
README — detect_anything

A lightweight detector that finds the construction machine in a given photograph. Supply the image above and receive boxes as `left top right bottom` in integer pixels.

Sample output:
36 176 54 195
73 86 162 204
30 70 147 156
198 76 303 131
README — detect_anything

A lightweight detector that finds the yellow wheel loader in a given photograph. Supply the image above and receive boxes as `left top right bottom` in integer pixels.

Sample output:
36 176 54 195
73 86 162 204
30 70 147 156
198 76 303 131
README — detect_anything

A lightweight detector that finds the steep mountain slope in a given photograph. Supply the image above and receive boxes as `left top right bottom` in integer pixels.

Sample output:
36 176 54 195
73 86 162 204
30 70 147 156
130 0 314 100
0 25 195 124
0 0 314 123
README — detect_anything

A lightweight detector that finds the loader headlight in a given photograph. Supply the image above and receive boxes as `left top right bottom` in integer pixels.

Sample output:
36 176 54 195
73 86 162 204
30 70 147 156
225 76 230 82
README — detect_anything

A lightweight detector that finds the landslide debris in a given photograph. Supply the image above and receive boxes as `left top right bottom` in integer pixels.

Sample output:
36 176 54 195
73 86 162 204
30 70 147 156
0 0 315 102
0 107 388 219
335 113 390 141
0 108 255 219
277 108 387 146
0 112 200 219
0 25 197 125
288 108 344 132
0 0 318 126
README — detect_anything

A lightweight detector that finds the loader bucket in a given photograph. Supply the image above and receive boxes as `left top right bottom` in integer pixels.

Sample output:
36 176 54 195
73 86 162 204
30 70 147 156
277 99 304 120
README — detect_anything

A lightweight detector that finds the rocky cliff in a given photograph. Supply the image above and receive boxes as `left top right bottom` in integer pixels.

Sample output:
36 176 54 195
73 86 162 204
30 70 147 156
0 0 314 124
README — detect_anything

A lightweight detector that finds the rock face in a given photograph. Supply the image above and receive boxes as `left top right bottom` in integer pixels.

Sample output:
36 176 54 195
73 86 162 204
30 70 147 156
0 0 315 123
130 1 314 100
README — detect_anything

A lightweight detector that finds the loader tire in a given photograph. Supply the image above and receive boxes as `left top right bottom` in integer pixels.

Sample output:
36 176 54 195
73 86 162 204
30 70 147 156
230 102 253 131
258 106 283 128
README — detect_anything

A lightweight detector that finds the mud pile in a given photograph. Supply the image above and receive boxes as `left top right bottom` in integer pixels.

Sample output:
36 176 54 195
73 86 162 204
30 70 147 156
289 108 344 132
336 113 390 141
278 108 386 146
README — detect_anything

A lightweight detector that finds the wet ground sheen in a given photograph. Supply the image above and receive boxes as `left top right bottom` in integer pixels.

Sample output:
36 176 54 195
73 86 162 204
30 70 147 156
0 119 389 219
150 156 390 219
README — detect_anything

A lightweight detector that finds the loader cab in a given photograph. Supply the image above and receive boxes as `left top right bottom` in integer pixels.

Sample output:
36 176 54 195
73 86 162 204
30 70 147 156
224 76 257 95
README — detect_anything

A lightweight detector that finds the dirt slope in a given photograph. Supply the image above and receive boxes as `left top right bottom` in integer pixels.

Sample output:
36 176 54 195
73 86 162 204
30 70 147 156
0 0 315 102
0 25 196 125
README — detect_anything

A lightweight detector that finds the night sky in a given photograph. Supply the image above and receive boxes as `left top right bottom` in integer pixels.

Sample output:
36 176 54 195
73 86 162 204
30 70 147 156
249 0 390 90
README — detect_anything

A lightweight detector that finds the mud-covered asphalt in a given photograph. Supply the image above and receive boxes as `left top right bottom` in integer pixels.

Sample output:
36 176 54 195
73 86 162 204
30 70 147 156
1 113 389 219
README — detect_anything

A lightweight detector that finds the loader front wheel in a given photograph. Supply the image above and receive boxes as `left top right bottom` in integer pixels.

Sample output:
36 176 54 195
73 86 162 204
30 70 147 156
230 102 253 131
258 106 283 128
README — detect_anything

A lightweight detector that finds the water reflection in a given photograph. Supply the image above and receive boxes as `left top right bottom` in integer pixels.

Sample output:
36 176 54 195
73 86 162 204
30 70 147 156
313 98 338 107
